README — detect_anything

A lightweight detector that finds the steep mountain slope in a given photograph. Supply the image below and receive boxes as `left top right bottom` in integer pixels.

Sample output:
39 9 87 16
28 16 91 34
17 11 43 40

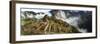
21 15 80 35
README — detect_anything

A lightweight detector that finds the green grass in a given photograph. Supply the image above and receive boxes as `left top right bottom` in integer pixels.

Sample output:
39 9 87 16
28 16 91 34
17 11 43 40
21 16 80 35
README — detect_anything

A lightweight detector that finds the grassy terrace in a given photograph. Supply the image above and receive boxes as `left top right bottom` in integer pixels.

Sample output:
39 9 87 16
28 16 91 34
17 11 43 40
21 15 80 35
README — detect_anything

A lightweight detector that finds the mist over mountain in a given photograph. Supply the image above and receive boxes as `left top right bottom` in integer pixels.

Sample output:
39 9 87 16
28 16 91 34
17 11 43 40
50 10 92 33
21 9 92 35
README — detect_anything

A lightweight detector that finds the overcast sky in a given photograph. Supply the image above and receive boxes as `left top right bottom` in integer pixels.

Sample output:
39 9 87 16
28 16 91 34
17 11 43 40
21 8 52 16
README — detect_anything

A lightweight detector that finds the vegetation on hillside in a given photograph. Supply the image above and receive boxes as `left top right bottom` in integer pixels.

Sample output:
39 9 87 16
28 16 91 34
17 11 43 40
21 15 80 35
